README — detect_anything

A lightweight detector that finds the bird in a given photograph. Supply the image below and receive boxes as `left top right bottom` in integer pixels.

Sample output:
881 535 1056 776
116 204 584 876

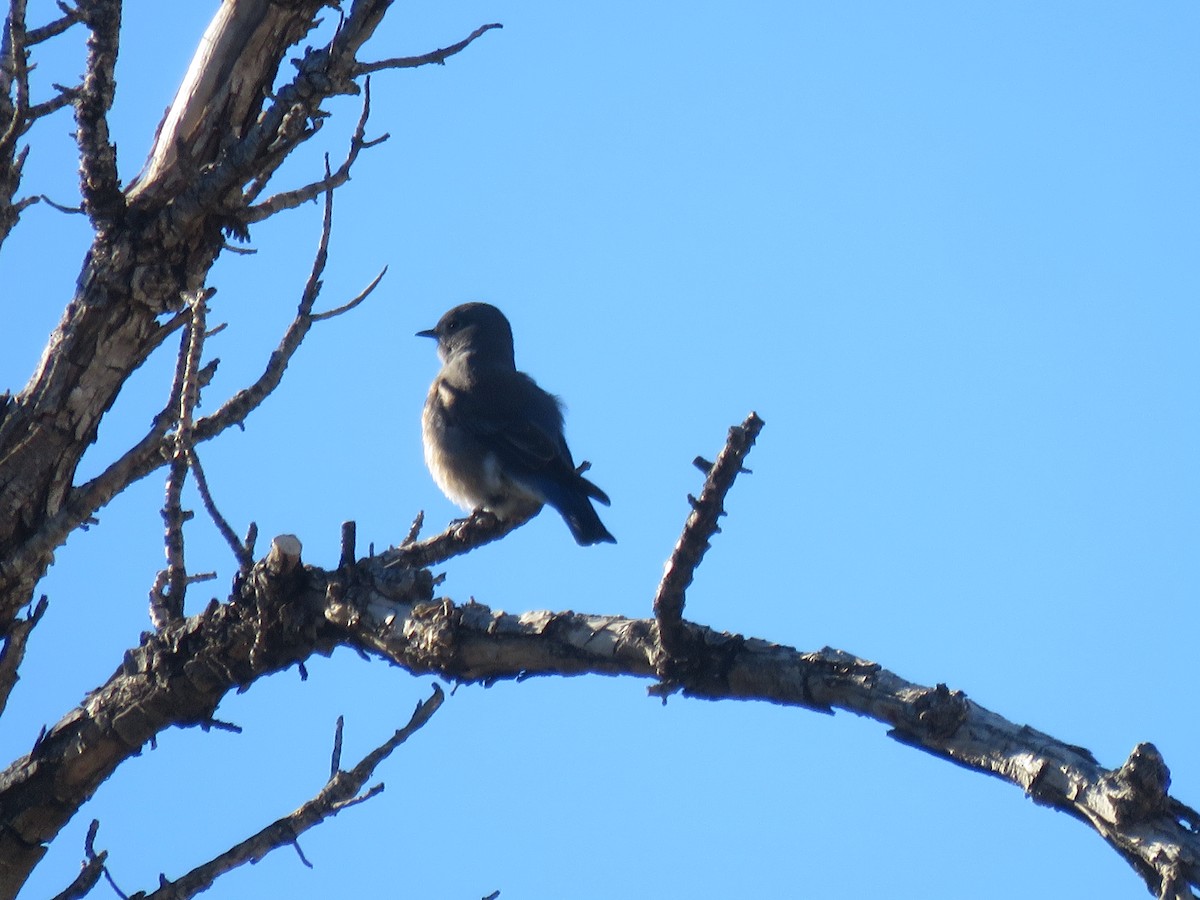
417 302 616 546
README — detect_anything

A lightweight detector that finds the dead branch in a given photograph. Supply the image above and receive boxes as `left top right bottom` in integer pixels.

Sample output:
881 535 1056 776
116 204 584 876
27 3 81 46
0 595 47 716
381 508 530 570
150 292 210 627
189 450 254 575
354 22 503 76
138 688 443 900
74 0 124 226
653 411 764 677
244 76 387 218
2 498 1198 899
49 820 106 900
311 265 386 321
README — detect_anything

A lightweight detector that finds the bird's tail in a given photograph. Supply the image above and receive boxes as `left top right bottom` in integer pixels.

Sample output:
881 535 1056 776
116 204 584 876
542 477 616 546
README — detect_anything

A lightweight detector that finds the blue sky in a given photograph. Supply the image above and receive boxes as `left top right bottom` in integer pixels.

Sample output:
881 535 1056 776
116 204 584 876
2 2 1197 897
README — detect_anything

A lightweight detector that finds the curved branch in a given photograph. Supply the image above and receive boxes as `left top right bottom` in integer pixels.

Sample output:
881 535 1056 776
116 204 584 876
354 22 503 75
2 530 1196 898
139 687 443 900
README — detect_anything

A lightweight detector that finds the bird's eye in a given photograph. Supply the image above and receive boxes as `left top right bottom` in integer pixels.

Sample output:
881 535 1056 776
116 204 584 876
445 319 458 331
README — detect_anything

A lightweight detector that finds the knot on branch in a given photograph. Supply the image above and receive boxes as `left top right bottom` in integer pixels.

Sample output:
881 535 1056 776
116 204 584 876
404 598 463 673
1100 742 1172 825
913 683 969 739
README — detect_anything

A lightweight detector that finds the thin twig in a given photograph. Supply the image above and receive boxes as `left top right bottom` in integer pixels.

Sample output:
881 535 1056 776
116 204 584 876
27 3 81 45
193 164 376 441
354 22 502 75
401 511 424 546
0 0 31 158
27 84 78 120
50 819 107 900
310 265 386 321
245 76 387 217
150 291 210 627
330 715 344 778
382 508 530 570
37 193 84 213
189 448 254 574
140 687 444 900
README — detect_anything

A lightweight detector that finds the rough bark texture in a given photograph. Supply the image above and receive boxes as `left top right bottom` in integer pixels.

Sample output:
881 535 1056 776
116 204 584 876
2 541 1197 899
0 0 362 639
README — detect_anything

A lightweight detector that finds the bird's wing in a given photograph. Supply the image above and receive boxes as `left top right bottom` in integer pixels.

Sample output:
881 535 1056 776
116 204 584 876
443 372 572 478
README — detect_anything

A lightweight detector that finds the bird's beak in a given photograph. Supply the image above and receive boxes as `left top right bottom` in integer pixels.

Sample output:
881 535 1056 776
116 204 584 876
416 328 438 339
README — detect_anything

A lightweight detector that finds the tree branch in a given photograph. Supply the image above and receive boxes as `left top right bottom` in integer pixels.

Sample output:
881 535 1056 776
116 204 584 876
49 819 107 900
354 22 503 76
2 515 1198 898
0 594 47 716
654 411 763 679
137 687 443 900
150 291 210 627
74 0 124 227
244 76 387 218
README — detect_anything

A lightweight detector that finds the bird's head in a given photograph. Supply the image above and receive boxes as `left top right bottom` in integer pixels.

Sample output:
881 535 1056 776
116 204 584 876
417 302 516 370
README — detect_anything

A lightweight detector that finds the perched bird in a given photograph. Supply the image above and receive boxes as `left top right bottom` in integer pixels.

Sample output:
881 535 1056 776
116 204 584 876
418 302 615 546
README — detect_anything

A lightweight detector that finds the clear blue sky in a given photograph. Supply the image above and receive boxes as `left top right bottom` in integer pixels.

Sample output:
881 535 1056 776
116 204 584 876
2 2 1197 898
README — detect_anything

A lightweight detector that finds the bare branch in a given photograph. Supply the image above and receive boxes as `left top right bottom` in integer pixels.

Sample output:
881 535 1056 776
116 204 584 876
382 508 530 570
354 22 503 76
150 292 209 627
27 4 81 45
329 715 344 778
74 0 124 226
0 595 47 716
0 1 31 157
37 192 84 213
401 511 424 547
193 171 382 441
189 450 254 575
310 265 386 322
49 819 106 900
139 687 444 900
653 412 764 678
27 84 78 122
244 76 388 217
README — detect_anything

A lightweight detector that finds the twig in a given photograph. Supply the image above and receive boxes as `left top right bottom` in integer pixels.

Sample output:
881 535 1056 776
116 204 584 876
652 412 764 676
27 83 78 120
38 193 84 213
27 3 81 45
310 265 386 321
382 508 530 570
0 0 31 158
192 167 380 442
140 687 444 900
354 22 502 76
189 449 254 575
49 819 107 900
330 715 344 777
0 594 48 716
401 511 424 546
150 291 211 627
245 76 387 217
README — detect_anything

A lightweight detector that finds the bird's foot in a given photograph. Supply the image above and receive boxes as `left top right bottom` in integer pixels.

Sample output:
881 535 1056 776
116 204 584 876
449 508 500 539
